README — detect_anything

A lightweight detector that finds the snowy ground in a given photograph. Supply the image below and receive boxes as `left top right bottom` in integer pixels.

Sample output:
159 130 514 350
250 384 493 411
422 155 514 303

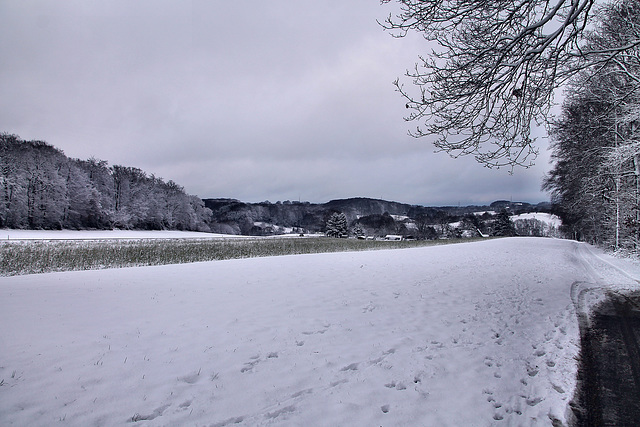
1 237 639 426
1 229 324 243
0 229 234 241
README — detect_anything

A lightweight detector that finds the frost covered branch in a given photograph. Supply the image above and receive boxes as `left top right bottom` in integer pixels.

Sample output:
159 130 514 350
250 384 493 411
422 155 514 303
380 0 638 168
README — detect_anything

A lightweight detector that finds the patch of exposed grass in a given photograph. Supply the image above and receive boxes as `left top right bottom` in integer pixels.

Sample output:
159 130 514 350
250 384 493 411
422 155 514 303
0 236 486 276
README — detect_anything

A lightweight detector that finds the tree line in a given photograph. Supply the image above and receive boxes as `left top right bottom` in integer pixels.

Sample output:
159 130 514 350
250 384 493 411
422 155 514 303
0 133 212 231
326 209 555 240
385 0 640 252
543 1 640 252
204 197 553 238
383 0 609 169
0 133 554 238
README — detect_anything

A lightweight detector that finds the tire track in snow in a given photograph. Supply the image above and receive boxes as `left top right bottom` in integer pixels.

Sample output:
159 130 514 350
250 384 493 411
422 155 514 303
575 242 640 284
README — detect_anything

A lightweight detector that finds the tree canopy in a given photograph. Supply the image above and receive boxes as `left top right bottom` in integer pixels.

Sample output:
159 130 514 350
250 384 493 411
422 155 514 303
382 0 640 168
543 0 640 251
0 134 212 231
325 212 349 238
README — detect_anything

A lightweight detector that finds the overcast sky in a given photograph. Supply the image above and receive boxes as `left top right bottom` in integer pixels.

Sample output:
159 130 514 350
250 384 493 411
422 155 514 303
1 1 554 206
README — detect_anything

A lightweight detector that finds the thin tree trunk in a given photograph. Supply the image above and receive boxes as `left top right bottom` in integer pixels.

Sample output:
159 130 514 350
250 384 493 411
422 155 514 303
635 153 640 251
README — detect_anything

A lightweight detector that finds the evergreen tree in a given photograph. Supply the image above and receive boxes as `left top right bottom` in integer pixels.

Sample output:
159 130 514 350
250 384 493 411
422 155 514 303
493 209 517 237
353 224 365 239
325 212 348 238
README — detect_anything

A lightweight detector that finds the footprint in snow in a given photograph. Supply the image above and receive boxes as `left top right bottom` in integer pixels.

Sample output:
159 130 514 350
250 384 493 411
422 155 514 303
178 371 201 384
241 359 260 373
302 327 328 335
241 353 278 373
362 303 375 313
130 404 170 422
526 396 544 406
265 405 296 419
384 381 406 390
210 416 245 427
291 388 313 398
340 363 359 371
178 400 192 409
483 389 494 398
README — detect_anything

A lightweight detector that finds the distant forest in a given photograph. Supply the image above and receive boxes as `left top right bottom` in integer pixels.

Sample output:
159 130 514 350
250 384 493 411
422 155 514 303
0 133 212 231
1 133 554 237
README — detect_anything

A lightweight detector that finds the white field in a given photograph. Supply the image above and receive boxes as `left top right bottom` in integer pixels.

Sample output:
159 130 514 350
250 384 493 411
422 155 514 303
0 229 235 241
1 237 639 426
1 229 324 242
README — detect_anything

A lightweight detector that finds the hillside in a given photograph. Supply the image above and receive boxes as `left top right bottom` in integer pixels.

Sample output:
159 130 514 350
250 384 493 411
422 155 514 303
203 197 552 237
1 134 552 237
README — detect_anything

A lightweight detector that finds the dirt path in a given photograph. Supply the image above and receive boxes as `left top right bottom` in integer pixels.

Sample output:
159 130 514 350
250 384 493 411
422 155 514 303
571 291 640 426
570 244 640 426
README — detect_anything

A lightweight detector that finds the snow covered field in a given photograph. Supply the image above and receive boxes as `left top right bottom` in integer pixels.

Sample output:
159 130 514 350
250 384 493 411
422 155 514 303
1 229 234 241
1 237 639 426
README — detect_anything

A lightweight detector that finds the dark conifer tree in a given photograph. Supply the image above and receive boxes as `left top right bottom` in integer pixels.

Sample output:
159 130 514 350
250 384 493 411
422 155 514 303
493 209 517 237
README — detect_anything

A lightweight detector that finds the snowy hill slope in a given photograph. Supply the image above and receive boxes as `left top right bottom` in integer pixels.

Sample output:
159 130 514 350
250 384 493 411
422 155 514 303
1 237 638 426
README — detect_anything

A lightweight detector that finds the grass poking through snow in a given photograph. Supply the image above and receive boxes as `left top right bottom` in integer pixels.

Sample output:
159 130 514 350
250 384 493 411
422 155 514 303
0 236 485 276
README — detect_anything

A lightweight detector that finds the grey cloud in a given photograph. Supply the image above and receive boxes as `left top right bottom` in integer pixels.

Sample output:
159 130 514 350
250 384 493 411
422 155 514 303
0 0 551 206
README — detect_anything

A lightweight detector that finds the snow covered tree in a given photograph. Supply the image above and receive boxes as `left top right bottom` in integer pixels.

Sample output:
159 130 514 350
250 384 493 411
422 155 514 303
544 1 640 251
381 0 640 169
325 212 348 238
0 134 213 232
513 218 546 237
0 133 25 228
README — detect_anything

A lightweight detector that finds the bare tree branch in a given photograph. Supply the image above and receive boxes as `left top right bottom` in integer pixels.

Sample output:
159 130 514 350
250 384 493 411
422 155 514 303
379 0 640 168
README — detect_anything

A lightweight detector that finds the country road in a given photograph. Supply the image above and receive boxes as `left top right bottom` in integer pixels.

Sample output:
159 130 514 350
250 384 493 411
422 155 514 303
570 244 640 426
